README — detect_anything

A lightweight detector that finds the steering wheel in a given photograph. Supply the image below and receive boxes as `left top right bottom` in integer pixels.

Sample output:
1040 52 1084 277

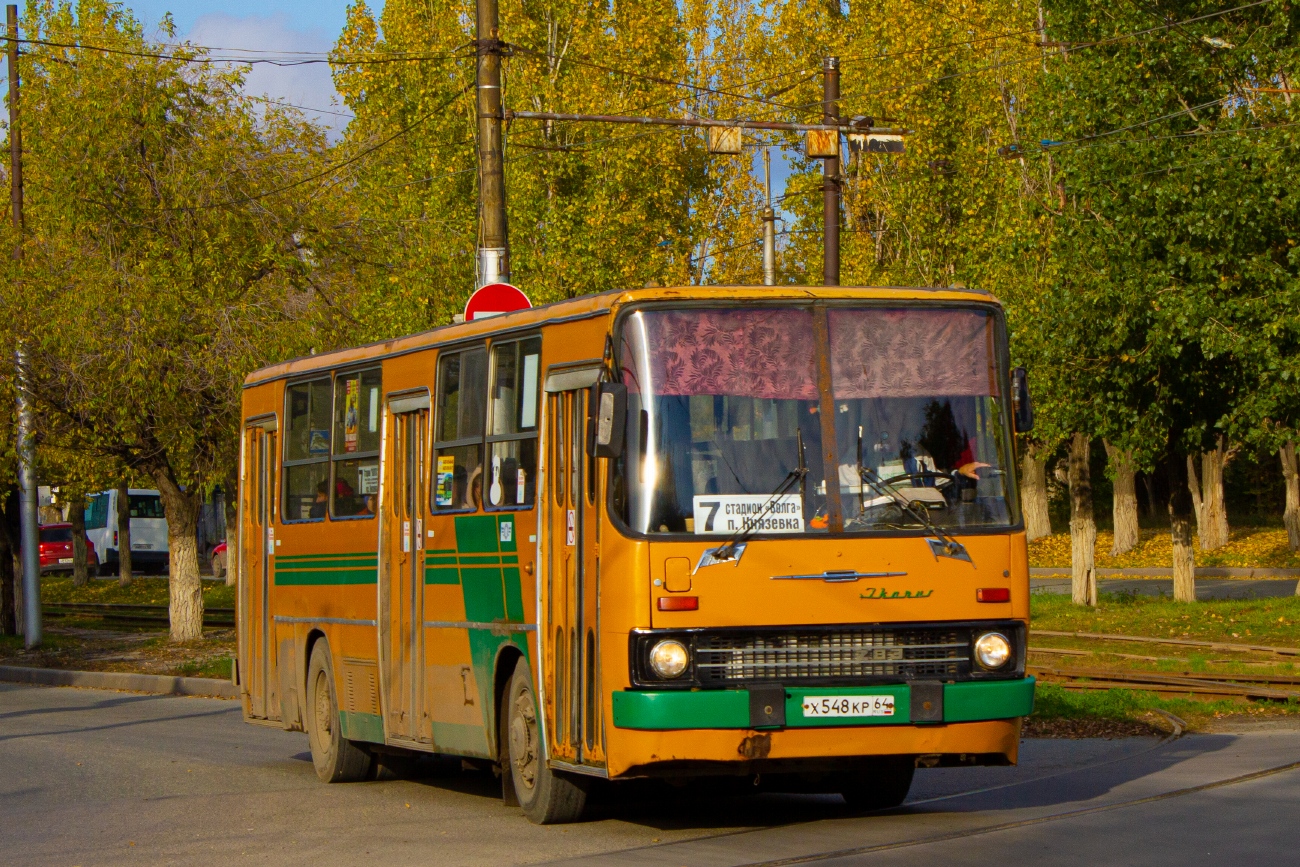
879 470 955 489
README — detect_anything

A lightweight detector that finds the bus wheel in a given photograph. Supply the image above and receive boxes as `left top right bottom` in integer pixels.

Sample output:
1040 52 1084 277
838 756 915 812
306 642 373 783
506 657 587 824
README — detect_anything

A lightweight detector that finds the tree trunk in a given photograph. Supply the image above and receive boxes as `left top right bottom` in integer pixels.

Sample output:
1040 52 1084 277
1020 440 1052 541
1188 438 1231 551
223 474 238 588
1068 433 1096 607
70 498 90 587
1281 442 1300 557
1165 453 1196 603
150 466 204 642
1140 472 1158 520
1104 441 1140 556
116 480 133 587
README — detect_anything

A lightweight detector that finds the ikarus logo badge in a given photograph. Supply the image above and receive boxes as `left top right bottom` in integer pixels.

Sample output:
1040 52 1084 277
859 587 934 600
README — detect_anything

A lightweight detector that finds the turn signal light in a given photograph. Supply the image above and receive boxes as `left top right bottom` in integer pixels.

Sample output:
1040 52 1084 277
657 596 699 611
977 587 1011 603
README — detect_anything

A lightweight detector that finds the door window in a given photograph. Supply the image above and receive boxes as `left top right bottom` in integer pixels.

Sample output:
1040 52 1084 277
486 336 541 509
433 348 488 512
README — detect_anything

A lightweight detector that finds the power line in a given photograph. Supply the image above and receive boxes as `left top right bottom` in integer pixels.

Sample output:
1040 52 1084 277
508 41 810 112
170 80 475 210
7 34 475 66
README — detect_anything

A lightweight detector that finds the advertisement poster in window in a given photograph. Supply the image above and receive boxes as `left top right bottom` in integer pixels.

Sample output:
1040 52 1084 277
309 429 329 455
358 465 379 496
344 379 359 452
435 455 456 507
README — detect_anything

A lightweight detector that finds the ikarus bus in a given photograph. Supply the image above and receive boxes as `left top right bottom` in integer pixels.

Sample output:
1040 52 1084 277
235 285 1036 823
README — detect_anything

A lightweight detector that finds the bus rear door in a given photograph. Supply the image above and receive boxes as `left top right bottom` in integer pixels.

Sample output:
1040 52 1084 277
383 393 431 743
241 417 278 721
543 379 604 768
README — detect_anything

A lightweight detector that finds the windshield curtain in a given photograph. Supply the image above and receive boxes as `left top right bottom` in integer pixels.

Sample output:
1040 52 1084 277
614 305 1018 536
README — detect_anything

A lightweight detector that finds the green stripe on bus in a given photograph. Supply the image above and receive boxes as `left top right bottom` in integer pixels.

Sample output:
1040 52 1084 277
455 515 499 554
339 710 385 743
425 556 457 566
458 555 501 566
274 568 378 585
502 555 519 565
425 567 460 585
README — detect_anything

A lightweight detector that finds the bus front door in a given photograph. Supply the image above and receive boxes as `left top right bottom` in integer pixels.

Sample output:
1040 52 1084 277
242 421 278 720
544 387 604 767
383 402 430 743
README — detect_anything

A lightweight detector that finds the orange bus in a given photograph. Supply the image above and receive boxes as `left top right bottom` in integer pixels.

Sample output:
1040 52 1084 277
236 285 1035 823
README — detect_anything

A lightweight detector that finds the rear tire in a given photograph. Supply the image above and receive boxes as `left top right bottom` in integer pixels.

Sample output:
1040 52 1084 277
839 756 916 811
211 550 226 581
306 642 373 783
506 657 588 824
88 556 100 578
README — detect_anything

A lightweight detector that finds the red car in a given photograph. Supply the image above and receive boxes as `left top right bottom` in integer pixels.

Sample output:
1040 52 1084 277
39 523 99 575
211 541 227 580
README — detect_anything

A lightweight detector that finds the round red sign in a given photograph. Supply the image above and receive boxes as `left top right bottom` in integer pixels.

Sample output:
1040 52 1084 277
464 283 531 321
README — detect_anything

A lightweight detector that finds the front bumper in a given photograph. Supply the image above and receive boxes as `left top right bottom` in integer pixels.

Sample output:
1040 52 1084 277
612 676 1035 730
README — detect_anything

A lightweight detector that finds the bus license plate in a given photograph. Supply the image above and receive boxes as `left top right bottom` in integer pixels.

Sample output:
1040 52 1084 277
801 695 895 719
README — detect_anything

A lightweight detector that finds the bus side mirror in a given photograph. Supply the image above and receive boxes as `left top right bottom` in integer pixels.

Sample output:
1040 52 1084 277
1012 367 1034 433
590 382 627 458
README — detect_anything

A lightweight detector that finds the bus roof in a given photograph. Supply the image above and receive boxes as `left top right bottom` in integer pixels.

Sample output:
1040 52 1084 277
243 284 999 388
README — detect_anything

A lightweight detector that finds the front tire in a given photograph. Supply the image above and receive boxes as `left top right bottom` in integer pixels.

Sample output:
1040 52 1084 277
306 642 373 783
211 549 226 581
506 657 587 824
839 756 916 811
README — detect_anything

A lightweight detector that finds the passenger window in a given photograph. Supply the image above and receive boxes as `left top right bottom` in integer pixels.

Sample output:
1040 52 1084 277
331 368 382 519
283 378 332 521
486 337 541 509
433 348 487 511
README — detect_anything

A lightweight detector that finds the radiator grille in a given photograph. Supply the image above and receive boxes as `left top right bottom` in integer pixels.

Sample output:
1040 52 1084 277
693 627 967 686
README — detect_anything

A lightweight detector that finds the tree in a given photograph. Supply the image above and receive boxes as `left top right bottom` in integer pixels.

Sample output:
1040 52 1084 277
1037 0 1300 602
0 1 349 640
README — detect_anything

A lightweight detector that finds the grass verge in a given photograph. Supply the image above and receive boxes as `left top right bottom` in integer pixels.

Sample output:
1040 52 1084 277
40 575 236 609
1027 592 1300 735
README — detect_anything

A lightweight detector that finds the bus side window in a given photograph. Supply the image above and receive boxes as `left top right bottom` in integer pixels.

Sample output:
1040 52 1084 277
282 377 331 521
486 336 540 510
433 347 487 512
331 367 382 519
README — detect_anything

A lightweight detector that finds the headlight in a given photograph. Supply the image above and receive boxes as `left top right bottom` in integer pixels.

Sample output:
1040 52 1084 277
974 632 1012 670
649 639 690 679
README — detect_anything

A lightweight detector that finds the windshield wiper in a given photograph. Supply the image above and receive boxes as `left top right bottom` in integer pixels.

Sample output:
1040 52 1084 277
856 459 973 566
696 431 809 572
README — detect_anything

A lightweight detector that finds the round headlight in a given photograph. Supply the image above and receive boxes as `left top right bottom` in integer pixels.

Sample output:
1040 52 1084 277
974 632 1012 670
649 639 690 679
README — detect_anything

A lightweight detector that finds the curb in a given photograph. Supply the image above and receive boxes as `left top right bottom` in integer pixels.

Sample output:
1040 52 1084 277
1030 567 1300 579
0 665 239 699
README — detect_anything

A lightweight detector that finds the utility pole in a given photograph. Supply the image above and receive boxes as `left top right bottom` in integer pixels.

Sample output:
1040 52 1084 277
475 0 509 288
7 3 38 648
761 147 775 285
822 56 840 287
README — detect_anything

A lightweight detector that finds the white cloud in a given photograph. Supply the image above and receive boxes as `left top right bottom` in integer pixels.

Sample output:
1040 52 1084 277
184 13 351 138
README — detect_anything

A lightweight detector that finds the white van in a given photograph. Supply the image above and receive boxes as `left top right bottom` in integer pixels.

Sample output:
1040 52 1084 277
85 489 170 574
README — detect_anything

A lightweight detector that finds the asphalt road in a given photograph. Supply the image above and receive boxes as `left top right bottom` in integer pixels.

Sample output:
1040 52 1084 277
2 683 1299 866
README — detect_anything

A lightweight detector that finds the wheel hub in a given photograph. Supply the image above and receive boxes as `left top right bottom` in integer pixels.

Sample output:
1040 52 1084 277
510 685 539 790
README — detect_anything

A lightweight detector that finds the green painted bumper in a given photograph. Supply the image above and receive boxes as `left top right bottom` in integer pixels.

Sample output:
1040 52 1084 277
611 677 1035 730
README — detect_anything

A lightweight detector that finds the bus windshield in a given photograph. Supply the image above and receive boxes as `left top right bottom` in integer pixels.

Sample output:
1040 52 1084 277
615 305 1017 536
